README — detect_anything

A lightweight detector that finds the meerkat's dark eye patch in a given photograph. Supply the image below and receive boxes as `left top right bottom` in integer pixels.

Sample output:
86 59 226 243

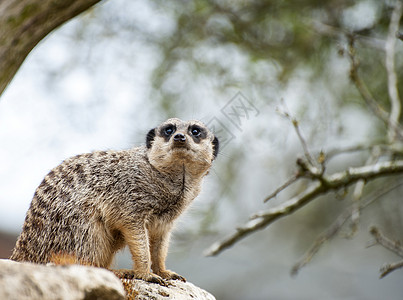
188 125 206 142
160 124 176 142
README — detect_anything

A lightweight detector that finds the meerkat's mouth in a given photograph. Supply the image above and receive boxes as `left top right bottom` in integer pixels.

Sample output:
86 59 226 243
171 137 190 149
171 147 200 161
170 143 198 158
171 144 190 151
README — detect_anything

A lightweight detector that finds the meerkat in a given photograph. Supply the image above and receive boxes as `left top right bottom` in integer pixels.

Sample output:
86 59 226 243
10 118 219 285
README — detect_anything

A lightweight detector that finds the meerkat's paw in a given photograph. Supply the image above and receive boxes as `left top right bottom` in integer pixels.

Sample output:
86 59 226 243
111 268 134 280
112 269 166 286
141 272 166 286
156 269 186 282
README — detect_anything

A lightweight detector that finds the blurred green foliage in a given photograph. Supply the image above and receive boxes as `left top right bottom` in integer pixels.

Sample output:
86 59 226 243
149 0 402 120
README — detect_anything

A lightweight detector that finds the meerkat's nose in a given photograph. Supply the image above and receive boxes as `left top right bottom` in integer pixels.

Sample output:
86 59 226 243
173 133 186 143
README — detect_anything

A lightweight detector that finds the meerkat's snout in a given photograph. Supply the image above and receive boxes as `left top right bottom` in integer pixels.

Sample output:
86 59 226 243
173 133 186 143
173 133 187 147
171 131 189 152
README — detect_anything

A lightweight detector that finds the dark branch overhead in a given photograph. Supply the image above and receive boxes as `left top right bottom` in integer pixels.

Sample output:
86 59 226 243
0 0 103 96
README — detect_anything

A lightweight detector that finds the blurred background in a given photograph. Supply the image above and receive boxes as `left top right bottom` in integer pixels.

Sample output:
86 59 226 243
1 0 403 299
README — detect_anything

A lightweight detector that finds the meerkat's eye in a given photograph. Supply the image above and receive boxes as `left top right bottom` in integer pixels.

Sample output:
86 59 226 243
190 126 202 137
163 125 175 137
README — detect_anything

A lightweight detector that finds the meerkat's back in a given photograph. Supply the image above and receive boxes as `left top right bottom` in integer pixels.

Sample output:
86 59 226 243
11 148 144 266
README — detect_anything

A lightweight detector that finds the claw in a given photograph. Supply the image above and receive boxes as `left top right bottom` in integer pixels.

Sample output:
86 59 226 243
112 269 167 286
157 270 186 282
147 274 167 286
170 273 186 282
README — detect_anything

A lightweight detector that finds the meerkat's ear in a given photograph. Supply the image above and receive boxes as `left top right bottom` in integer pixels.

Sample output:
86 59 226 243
212 136 219 159
146 128 156 149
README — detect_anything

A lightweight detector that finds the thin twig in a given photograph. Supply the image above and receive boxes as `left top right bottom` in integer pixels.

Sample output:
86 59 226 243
291 208 351 276
323 143 396 160
380 260 403 278
292 119 316 167
310 19 386 50
263 174 300 203
348 35 403 141
351 179 364 232
348 37 390 124
351 147 381 234
386 1 403 142
369 226 403 258
205 160 403 256
369 226 403 278
277 100 317 167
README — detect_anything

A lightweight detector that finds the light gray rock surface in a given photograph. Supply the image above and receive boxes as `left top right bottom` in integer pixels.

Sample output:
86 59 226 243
0 259 125 300
121 278 216 300
0 259 216 299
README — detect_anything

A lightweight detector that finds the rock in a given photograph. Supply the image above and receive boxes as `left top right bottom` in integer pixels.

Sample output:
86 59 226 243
121 278 216 300
0 259 125 300
0 259 216 300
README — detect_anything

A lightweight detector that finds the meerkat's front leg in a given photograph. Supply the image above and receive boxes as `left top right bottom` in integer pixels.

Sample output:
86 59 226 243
114 224 165 285
149 226 186 282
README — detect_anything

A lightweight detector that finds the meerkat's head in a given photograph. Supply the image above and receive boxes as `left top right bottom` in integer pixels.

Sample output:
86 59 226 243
146 118 219 176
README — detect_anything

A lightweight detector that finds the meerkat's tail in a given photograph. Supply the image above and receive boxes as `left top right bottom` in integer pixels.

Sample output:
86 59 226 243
49 252 91 266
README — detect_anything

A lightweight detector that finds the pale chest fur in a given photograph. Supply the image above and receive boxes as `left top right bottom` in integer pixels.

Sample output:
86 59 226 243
145 167 203 224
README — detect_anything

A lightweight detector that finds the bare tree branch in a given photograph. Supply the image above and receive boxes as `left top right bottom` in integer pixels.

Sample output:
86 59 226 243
310 19 386 50
351 147 381 234
0 0 103 97
369 226 403 258
351 178 364 232
347 35 403 141
369 226 403 278
323 143 399 161
263 174 300 203
277 101 317 167
347 37 391 125
380 260 403 278
206 160 403 256
292 180 403 276
386 1 403 142
205 181 324 257
291 207 351 276
292 119 317 167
